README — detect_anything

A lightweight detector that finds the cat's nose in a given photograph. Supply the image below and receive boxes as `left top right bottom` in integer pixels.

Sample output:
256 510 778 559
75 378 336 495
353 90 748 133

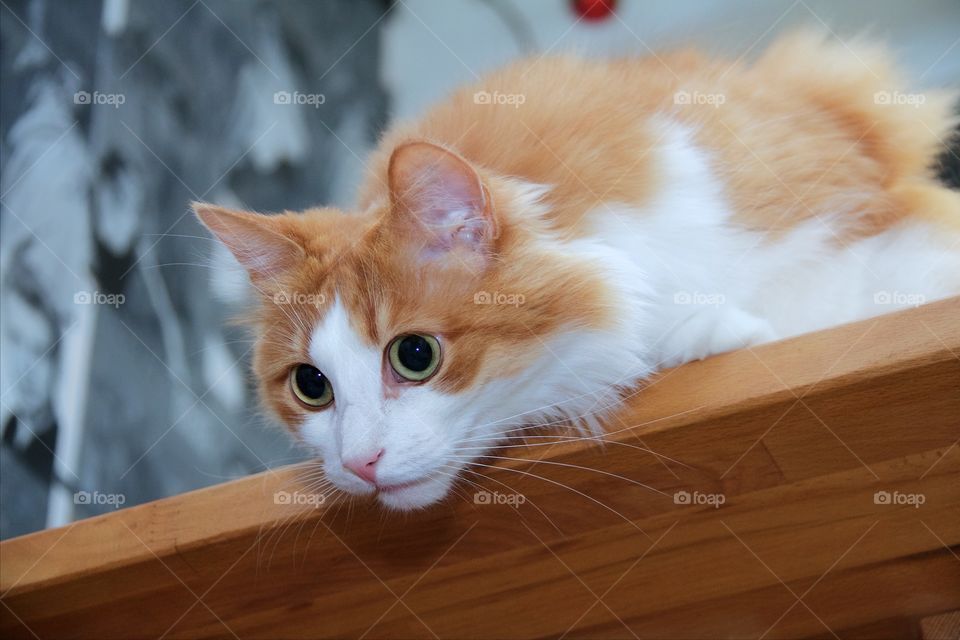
343 449 384 484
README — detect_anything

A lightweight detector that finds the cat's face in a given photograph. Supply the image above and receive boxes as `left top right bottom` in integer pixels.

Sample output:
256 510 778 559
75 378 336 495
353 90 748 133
197 142 642 509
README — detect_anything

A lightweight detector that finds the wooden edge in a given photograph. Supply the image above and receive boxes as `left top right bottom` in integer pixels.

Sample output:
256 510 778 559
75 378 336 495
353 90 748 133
1 297 958 598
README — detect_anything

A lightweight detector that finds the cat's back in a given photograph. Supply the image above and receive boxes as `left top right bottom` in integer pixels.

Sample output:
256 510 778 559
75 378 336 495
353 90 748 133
367 55 682 230
365 31 958 238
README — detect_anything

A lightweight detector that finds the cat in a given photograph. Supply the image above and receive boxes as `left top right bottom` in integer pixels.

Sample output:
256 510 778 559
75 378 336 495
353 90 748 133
196 30 960 510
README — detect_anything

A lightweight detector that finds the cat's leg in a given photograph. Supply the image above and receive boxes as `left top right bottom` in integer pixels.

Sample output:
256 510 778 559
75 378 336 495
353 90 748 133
658 306 777 368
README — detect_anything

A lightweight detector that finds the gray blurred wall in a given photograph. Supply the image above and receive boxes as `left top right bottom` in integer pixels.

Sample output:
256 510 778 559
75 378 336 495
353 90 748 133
0 0 389 538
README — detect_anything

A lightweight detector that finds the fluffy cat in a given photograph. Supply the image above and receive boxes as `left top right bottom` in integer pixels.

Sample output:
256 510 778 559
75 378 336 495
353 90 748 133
197 31 960 510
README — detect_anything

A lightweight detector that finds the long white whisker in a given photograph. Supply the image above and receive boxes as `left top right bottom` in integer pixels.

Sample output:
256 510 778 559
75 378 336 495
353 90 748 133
450 454 668 497
457 467 564 535
455 434 693 469
455 460 652 540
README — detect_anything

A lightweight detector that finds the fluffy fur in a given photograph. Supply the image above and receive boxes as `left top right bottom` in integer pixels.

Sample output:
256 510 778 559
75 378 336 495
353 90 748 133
197 31 960 510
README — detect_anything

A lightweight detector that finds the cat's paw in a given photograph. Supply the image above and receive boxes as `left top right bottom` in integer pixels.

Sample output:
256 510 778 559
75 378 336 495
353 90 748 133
659 306 777 367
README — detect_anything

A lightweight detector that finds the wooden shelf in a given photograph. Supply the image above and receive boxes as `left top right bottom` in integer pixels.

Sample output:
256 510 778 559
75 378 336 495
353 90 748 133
2 297 959 639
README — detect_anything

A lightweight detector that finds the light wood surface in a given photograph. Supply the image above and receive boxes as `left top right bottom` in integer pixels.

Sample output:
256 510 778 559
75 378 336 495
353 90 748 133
2 297 959 639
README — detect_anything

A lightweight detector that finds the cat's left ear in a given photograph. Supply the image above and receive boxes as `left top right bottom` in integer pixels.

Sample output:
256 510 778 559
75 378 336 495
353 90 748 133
388 142 497 261
193 203 304 284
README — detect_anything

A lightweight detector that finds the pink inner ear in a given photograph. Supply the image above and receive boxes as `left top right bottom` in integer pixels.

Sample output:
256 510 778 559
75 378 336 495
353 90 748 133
194 203 304 283
389 142 494 256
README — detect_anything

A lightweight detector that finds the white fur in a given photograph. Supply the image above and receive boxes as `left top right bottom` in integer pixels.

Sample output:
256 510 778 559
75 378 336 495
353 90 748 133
588 122 960 368
301 298 457 508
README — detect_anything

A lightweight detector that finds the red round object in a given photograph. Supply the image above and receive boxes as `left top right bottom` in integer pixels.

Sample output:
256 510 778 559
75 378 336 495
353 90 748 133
572 0 617 21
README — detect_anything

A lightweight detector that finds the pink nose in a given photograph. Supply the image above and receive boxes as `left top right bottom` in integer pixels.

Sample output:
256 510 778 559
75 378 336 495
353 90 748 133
343 449 384 484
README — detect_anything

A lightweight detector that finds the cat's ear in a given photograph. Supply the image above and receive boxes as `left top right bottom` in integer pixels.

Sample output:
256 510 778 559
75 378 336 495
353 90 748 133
388 142 496 261
193 203 304 282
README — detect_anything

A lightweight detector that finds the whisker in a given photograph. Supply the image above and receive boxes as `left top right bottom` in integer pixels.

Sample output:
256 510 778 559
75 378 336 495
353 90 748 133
455 435 692 470
450 454 668 497
455 459 652 540
457 467 564 535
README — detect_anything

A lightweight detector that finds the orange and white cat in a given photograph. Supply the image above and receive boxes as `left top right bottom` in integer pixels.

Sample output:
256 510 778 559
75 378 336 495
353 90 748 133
197 31 960 509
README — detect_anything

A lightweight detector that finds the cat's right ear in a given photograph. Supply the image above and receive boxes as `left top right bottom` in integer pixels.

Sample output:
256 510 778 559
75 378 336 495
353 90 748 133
193 203 304 283
387 142 497 266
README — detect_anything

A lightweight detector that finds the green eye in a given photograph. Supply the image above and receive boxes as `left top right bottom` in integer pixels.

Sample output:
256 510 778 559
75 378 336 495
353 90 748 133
290 364 334 408
388 334 441 382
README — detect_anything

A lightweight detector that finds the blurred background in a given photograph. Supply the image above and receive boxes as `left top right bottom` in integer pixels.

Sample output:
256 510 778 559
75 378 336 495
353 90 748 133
1 0 958 539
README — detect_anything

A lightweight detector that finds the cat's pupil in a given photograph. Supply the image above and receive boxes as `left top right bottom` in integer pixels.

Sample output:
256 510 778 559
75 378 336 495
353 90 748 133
397 335 433 372
295 364 327 398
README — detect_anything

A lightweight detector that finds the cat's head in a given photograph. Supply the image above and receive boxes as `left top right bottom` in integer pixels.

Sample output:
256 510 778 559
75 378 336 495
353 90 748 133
197 142 648 510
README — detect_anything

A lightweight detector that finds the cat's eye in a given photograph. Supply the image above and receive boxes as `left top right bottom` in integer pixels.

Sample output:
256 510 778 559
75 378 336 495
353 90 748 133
289 364 334 408
388 334 441 382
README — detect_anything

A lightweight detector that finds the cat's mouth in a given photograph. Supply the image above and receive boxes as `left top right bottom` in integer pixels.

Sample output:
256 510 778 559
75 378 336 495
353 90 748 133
374 473 452 510
376 477 431 494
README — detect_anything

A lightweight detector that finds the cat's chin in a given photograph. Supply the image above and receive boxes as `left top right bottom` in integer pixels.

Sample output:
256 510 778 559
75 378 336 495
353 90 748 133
376 475 450 511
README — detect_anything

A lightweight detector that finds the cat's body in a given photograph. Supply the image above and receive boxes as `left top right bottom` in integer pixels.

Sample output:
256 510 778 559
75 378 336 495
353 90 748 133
198 31 960 509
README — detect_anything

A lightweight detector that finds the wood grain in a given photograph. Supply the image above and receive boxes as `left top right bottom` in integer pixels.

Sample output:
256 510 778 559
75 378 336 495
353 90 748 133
2 297 959 639
921 610 960 640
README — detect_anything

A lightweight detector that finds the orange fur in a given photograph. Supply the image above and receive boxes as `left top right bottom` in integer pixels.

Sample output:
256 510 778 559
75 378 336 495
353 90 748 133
363 31 957 240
